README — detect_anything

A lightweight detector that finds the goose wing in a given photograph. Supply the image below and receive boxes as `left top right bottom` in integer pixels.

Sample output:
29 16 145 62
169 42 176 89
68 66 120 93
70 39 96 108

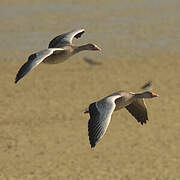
15 48 64 83
125 99 148 125
48 29 85 48
88 95 121 148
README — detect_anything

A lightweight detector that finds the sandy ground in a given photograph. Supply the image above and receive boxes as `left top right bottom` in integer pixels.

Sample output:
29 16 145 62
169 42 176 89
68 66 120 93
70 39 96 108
0 0 180 180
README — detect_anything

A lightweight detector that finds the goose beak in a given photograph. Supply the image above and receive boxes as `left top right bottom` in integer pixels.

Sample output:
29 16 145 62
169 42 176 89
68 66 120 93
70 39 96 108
152 93 159 97
94 44 101 51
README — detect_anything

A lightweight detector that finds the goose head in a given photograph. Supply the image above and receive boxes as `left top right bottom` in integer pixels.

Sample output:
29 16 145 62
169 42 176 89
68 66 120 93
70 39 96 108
141 91 159 98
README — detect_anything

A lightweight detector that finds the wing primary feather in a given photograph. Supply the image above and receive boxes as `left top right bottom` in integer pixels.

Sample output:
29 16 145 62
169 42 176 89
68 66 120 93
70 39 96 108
88 95 120 148
15 49 55 83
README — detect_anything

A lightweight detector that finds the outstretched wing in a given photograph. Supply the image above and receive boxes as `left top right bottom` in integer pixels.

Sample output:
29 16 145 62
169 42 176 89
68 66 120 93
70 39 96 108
15 48 63 83
48 29 85 48
88 95 121 148
125 99 148 125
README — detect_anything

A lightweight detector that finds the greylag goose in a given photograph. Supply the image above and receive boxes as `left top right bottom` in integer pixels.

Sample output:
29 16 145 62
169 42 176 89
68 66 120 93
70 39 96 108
15 29 101 83
84 91 158 148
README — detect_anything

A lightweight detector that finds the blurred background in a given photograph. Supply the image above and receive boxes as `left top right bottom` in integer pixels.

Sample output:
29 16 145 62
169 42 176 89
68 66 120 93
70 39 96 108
0 0 180 179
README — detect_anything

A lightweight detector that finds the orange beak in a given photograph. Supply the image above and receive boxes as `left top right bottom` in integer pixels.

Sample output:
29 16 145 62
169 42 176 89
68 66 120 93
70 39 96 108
152 93 159 97
94 44 101 51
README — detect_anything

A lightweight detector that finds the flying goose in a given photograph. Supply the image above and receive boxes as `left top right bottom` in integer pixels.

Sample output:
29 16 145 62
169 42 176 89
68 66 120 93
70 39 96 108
84 91 158 148
15 29 101 83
